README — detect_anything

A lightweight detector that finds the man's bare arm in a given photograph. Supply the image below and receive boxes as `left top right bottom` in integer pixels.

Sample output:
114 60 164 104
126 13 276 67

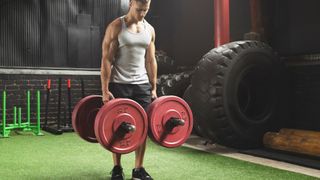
146 26 158 99
101 20 120 103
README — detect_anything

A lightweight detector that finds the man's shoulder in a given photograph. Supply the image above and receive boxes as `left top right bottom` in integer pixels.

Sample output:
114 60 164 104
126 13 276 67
144 19 154 28
108 17 122 31
144 20 155 33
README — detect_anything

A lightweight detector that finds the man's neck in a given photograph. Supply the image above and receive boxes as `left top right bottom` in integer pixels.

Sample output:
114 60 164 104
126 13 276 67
125 14 143 25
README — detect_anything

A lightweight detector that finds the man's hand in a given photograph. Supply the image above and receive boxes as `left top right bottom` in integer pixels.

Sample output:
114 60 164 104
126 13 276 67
102 91 114 104
151 89 157 100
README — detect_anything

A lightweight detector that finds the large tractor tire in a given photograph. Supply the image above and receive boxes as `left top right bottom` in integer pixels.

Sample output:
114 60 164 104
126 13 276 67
183 85 207 138
191 41 285 149
157 71 193 98
156 50 177 75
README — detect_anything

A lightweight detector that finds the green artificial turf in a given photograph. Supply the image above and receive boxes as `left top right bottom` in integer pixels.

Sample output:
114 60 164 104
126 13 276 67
0 131 318 180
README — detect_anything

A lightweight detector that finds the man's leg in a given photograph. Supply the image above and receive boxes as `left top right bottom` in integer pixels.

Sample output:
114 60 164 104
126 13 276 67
109 83 130 167
133 137 153 180
109 83 134 180
131 83 153 180
135 139 147 168
132 83 152 168
111 153 124 180
132 140 153 180
113 153 122 166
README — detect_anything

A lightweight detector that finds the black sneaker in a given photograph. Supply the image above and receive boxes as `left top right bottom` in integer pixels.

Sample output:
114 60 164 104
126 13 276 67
110 165 124 180
132 167 153 180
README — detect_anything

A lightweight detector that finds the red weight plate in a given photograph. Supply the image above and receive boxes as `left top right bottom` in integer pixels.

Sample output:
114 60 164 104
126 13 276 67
94 98 148 154
147 96 193 148
72 95 103 143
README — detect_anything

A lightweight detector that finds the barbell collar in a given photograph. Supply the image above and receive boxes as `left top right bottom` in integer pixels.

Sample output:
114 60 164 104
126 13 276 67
120 121 136 133
166 118 185 130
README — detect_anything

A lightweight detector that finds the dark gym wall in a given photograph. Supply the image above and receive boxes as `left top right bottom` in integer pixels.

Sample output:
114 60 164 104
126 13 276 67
153 0 320 65
230 0 251 41
265 0 320 55
0 0 252 68
2 0 320 68
151 0 214 67
0 0 129 68
151 0 251 66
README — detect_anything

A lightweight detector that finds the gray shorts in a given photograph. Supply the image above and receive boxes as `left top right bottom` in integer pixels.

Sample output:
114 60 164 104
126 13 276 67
109 82 152 110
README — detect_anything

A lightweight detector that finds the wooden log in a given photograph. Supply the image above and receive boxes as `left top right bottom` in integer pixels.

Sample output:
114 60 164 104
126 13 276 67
263 131 320 157
279 128 320 139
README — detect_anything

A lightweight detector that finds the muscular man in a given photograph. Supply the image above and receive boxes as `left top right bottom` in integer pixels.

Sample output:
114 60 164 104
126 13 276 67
100 0 156 179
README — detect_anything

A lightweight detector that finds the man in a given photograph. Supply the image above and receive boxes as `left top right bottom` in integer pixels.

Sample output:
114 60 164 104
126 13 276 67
100 0 157 179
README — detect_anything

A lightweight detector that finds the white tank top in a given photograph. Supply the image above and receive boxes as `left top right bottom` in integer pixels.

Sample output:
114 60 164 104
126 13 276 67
110 16 152 84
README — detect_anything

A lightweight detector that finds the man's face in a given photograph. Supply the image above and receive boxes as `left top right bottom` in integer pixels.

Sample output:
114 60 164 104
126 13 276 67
130 0 150 21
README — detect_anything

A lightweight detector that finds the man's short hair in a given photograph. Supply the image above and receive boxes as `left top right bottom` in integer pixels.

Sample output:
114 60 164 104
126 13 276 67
133 0 151 4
